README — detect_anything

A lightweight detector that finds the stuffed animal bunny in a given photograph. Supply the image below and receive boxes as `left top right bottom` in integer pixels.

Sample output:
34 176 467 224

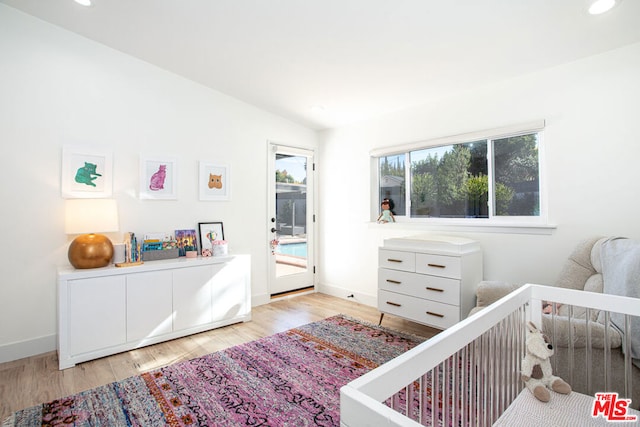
521 321 572 402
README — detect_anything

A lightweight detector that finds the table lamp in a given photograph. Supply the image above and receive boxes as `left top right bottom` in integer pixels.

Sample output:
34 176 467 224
65 199 119 269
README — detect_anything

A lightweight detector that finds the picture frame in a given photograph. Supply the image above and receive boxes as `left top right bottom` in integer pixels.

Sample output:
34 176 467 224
198 222 225 255
140 156 177 200
199 162 231 201
174 229 198 256
61 145 113 198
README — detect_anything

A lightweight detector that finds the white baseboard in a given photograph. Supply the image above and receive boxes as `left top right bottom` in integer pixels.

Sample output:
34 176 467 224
317 282 377 308
0 334 56 364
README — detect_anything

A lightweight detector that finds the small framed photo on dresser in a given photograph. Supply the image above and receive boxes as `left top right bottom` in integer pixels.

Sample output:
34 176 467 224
198 222 225 256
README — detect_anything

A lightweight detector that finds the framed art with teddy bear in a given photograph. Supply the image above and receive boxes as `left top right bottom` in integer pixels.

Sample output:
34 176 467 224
199 161 231 201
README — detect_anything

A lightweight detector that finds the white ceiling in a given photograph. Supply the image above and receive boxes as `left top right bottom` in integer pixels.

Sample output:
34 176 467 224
2 0 640 130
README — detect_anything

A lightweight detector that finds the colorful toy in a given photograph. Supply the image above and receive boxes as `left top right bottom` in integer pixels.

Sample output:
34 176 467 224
377 198 395 223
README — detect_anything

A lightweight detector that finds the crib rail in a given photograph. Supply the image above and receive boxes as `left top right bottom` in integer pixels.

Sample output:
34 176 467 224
340 284 640 427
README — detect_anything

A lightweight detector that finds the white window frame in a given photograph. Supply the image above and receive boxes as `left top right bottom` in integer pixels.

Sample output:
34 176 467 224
370 120 555 235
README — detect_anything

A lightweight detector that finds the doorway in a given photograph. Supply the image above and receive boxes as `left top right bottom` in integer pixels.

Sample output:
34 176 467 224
268 143 315 296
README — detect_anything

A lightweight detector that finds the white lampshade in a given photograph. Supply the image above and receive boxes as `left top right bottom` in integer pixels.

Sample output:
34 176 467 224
65 199 119 235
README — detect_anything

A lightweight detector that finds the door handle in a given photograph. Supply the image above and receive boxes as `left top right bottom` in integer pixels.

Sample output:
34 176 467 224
271 228 277 233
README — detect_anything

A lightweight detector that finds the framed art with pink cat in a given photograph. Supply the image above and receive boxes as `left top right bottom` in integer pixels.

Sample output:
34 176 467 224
199 161 231 201
140 156 177 200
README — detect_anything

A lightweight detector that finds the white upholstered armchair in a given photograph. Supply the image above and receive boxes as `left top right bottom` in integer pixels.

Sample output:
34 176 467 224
469 236 640 408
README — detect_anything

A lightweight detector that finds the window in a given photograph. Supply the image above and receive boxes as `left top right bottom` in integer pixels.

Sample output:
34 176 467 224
375 123 543 222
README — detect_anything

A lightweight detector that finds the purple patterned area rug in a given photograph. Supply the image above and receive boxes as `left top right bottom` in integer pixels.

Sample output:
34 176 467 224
4 315 424 426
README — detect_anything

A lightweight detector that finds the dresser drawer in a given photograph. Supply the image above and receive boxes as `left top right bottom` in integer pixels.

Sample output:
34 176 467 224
379 249 415 272
378 289 460 329
415 253 461 279
378 268 461 305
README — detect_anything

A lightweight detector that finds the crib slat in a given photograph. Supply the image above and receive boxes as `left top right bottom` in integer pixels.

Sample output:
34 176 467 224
418 375 424 425
443 357 451 427
624 314 633 400
603 311 611 392
470 339 478 427
585 307 593 394
500 319 507 416
409 382 418 422
483 329 490 427
460 345 467 426
550 303 558 373
457 349 462 425
567 305 575 387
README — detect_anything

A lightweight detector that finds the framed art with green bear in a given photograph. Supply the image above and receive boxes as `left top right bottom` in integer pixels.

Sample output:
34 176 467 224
61 145 113 198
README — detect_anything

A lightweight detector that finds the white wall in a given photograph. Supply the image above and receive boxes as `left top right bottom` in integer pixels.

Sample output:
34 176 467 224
0 5 317 361
318 42 640 306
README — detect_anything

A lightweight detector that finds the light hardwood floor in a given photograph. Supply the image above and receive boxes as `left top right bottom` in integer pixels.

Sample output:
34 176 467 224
0 292 439 421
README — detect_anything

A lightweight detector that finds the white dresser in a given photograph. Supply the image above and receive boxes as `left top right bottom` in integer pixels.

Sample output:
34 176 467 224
57 255 251 369
378 235 482 329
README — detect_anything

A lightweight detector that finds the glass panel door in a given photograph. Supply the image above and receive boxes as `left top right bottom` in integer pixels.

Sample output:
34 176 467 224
268 144 314 295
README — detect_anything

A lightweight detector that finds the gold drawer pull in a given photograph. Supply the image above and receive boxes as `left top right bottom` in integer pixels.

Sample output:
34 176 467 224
386 279 401 284
426 311 444 318
387 258 403 263
386 301 402 307
426 287 444 292
427 263 446 269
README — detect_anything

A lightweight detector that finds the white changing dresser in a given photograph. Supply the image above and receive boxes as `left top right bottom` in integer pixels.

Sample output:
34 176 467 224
378 235 482 329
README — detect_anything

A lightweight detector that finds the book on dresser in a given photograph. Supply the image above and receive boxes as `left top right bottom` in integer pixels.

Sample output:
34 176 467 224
378 235 482 329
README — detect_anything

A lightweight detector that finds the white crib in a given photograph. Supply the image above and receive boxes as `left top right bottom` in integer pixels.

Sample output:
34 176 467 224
340 284 640 426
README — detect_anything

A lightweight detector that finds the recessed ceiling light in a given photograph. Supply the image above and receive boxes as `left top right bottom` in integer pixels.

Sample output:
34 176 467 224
74 0 92 6
588 0 619 15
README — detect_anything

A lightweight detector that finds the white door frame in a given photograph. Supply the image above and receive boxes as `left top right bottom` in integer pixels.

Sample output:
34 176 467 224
267 142 316 296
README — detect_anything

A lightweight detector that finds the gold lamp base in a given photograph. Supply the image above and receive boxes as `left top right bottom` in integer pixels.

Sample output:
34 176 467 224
68 233 114 269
